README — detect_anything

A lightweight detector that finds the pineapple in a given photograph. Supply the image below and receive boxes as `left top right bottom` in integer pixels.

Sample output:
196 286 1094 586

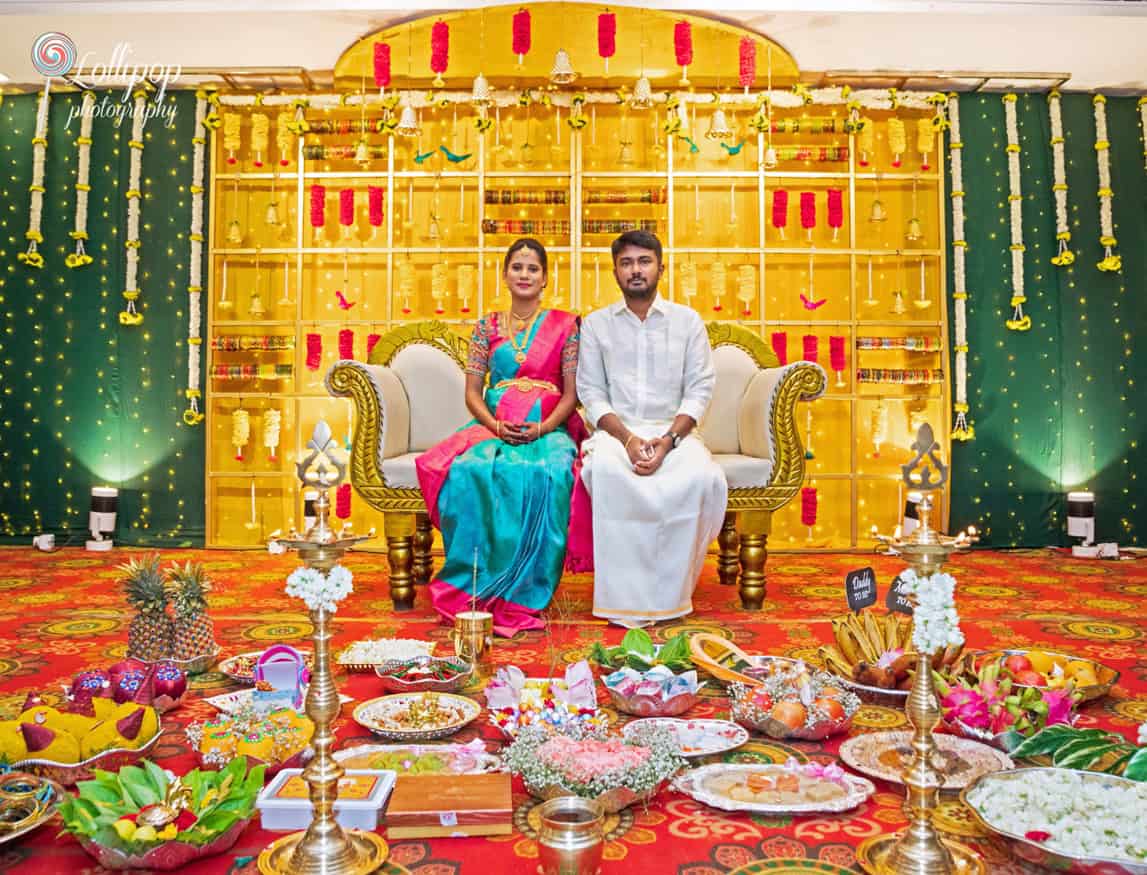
121 554 174 661
168 561 217 660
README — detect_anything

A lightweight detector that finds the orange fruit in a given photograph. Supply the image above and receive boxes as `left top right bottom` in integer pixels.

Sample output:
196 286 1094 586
813 697 846 722
770 701 808 730
1026 650 1056 674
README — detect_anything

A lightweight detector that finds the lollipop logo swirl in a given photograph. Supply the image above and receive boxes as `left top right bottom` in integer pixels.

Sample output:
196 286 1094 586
31 32 77 77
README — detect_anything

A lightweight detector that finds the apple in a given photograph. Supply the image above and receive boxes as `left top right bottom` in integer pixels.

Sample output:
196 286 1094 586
812 696 846 722
1003 654 1033 675
1012 669 1047 687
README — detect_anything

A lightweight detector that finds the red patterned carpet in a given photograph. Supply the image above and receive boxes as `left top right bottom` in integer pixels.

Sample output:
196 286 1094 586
0 546 1145 874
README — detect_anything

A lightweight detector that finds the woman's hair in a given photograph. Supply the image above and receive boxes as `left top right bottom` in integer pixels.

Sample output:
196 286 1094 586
503 237 548 274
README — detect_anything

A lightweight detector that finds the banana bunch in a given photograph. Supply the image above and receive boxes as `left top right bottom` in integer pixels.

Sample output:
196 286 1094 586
818 611 914 690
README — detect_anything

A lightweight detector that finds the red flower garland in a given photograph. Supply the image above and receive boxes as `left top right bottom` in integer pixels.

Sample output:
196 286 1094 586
800 487 817 527
305 333 322 371
430 21 449 77
368 186 384 227
771 190 789 229
738 38 756 89
830 335 846 372
373 42 391 89
598 13 616 62
338 328 354 360
309 184 326 228
339 189 354 227
512 9 531 59
674 21 693 67
802 334 819 364
366 332 382 357
770 331 788 365
800 191 816 230
826 188 844 230
336 483 352 520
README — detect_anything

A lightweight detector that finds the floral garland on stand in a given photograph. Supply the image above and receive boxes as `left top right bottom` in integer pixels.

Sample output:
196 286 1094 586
120 90 149 326
17 82 51 269
184 92 209 426
947 94 973 440
67 91 97 269
286 565 354 613
1047 91 1074 267
1093 95 1121 272
897 569 964 655
1002 94 1029 331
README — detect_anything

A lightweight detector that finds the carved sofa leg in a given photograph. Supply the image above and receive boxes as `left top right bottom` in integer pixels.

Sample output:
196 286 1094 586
413 512 434 584
384 512 417 611
738 510 771 611
717 511 740 587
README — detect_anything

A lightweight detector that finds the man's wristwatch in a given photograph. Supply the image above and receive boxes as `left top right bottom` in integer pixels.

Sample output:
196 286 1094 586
664 431 682 450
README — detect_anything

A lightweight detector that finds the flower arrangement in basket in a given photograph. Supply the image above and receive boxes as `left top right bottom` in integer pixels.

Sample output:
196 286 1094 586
502 723 685 813
56 757 265 870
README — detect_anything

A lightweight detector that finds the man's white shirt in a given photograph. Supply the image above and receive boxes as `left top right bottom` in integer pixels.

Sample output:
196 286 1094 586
577 295 715 428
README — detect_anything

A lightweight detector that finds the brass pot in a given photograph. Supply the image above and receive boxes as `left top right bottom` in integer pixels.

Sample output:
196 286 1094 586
536 796 604 875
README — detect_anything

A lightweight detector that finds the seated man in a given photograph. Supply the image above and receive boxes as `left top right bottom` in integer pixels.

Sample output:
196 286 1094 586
576 230 728 627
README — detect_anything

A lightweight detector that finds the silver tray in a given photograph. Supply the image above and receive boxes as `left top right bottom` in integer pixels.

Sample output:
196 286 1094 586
352 692 481 741
962 767 1147 875
672 763 875 814
838 730 1013 792
13 724 163 785
0 776 62 847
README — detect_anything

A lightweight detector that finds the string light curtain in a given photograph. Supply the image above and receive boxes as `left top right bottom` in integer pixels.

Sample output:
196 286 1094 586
946 92 1147 547
0 91 207 545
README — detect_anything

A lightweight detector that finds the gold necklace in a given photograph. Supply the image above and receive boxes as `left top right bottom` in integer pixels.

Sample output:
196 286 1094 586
505 308 541 363
509 304 540 334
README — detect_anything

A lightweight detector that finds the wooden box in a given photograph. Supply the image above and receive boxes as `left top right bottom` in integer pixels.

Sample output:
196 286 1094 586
384 772 513 838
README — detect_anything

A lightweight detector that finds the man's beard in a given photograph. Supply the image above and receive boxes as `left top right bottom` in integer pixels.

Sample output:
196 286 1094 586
619 275 658 301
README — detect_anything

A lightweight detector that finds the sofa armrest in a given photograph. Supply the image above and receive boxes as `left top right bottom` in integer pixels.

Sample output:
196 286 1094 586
737 362 827 486
326 360 411 489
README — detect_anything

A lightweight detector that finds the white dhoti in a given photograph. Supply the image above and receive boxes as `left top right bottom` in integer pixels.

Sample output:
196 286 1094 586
581 422 728 627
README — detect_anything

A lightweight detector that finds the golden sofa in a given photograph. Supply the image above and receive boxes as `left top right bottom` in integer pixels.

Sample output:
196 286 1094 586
326 321 825 611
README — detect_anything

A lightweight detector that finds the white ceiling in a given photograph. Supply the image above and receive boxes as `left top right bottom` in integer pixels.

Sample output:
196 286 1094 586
1 0 1146 91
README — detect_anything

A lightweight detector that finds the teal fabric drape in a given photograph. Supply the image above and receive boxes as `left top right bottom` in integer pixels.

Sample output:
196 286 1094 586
0 90 207 546
948 94 1147 546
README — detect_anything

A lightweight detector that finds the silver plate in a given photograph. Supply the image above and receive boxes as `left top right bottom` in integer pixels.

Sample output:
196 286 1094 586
672 763 875 814
353 693 481 741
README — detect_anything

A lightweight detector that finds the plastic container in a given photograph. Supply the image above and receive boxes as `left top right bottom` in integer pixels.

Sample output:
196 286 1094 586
256 769 396 832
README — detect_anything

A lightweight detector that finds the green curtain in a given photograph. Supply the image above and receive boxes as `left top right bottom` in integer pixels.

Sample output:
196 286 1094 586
0 90 207 546
948 93 1147 546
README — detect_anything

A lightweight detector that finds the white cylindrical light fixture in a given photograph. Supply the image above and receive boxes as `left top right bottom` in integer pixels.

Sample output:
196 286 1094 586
1067 491 1095 546
86 486 119 551
902 490 923 537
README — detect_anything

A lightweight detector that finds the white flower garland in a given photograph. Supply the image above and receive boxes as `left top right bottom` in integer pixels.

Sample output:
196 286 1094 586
286 564 354 614
897 568 964 656
1047 90 1074 267
17 81 51 269
66 91 96 269
1139 97 1147 173
184 92 209 426
120 90 149 326
232 408 250 460
947 94 973 441
263 409 282 460
1093 95 1121 272
1002 94 1030 332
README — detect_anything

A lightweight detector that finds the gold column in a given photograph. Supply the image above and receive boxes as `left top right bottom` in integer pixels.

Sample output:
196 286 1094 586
717 511 740 587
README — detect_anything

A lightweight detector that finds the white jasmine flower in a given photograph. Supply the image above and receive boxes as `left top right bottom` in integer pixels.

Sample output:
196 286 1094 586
898 569 964 656
285 564 354 613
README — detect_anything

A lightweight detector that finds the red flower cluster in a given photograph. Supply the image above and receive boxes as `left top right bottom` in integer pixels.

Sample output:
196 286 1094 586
826 188 844 229
801 487 818 527
674 21 693 67
336 483 352 519
373 42 390 89
771 189 789 229
338 328 354 360
430 21 449 76
770 331 788 365
305 333 322 371
309 184 326 228
802 334 819 364
738 38 756 89
366 332 382 357
512 9 531 57
597 12 615 60
830 335 847 372
800 191 816 230
368 186 384 227
339 189 355 227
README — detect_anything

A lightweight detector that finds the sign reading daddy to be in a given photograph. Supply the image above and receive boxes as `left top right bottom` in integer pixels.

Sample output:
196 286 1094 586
886 574 915 615
844 567 877 613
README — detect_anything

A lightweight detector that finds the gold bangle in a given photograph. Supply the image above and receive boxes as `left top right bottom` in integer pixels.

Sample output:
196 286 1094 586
624 434 637 451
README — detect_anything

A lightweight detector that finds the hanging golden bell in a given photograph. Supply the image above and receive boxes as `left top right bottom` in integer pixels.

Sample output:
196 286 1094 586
905 217 923 241
354 138 370 166
618 141 634 165
868 198 888 223
264 202 280 227
631 76 654 110
891 290 906 315
226 219 243 244
762 145 778 169
707 107 733 140
471 73 493 107
248 292 266 318
550 49 577 85
396 102 420 137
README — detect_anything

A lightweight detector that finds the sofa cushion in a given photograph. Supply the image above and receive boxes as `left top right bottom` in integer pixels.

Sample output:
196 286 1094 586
380 452 421 489
739 366 791 464
712 453 774 490
360 364 411 462
391 344 471 452
700 345 759 455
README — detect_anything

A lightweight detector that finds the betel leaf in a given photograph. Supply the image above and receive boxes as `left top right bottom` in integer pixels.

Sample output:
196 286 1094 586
142 759 170 798
76 781 127 808
1123 747 1147 782
1051 736 1116 769
117 764 160 809
656 634 693 671
620 628 656 658
1011 725 1109 759
1055 741 1125 770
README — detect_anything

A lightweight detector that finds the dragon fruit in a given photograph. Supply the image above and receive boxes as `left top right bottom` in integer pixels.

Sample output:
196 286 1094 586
940 687 990 729
1041 688 1074 727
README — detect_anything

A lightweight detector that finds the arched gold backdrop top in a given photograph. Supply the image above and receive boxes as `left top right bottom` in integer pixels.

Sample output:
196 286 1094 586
204 5 949 553
335 5 800 91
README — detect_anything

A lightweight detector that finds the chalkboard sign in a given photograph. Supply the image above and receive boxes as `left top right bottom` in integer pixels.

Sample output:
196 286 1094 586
845 567 877 612
887 574 915 615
